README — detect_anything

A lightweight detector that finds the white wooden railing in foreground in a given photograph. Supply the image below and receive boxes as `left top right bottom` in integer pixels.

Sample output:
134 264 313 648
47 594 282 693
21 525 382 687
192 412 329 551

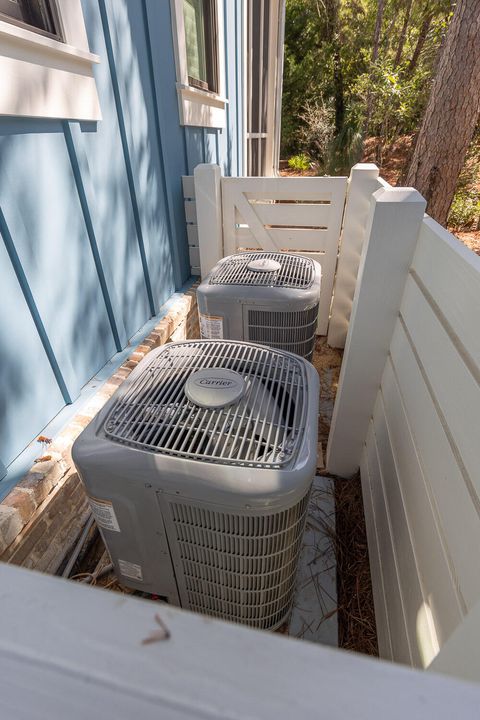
1 562 480 718
327 185 480 674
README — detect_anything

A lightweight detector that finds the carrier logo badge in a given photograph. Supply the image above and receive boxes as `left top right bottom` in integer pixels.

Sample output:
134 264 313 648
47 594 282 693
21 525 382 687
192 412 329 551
197 376 237 388
185 368 246 408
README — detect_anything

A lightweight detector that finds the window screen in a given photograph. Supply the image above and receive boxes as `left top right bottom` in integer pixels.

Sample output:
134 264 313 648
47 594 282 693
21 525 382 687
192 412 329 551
0 0 61 39
183 0 218 93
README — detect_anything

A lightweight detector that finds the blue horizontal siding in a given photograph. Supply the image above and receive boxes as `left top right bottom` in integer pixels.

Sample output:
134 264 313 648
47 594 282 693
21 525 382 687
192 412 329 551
0 0 244 489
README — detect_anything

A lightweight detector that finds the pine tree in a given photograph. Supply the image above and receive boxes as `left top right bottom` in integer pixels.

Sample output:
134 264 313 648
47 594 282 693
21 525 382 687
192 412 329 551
405 0 480 224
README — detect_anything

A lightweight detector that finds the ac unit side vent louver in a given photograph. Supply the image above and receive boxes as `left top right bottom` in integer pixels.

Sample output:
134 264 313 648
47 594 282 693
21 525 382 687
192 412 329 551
209 252 315 289
248 304 319 361
170 494 309 628
103 341 306 469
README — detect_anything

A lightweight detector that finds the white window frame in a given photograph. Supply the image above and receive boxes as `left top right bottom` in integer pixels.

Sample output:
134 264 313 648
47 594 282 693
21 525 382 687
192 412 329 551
0 0 101 121
170 0 227 129
245 0 284 177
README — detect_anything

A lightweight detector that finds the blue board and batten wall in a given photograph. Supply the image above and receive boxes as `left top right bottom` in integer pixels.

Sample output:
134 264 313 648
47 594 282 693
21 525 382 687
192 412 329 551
0 0 245 496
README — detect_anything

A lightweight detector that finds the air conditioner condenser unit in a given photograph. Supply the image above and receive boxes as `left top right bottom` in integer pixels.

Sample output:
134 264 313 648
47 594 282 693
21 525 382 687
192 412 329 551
197 252 321 360
72 340 319 630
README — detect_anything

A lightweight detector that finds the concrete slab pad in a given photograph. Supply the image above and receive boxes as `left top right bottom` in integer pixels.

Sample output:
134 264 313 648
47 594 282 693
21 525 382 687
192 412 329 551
289 475 337 646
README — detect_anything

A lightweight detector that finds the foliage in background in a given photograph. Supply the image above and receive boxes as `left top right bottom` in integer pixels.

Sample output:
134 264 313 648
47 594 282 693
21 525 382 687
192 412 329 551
281 0 453 175
448 190 480 230
287 153 311 171
297 101 335 166
448 134 480 230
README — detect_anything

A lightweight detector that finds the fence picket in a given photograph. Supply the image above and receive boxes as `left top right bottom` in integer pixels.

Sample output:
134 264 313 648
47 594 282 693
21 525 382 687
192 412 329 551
328 164 380 348
326 187 426 477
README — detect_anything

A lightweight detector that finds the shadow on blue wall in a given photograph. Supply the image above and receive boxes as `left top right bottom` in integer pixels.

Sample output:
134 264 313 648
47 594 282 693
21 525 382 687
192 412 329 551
0 0 243 488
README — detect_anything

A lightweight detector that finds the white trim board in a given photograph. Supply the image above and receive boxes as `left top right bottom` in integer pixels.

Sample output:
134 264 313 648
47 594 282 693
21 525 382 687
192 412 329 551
0 1 101 121
170 0 227 128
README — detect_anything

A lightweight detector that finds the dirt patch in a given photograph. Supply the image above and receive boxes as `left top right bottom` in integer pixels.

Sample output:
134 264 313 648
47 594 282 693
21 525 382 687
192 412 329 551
311 336 343 460
455 231 480 256
362 135 414 186
279 166 318 177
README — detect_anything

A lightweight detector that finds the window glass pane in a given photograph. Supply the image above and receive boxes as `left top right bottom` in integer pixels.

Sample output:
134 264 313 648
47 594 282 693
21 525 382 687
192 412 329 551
183 0 207 84
0 0 23 22
0 0 58 37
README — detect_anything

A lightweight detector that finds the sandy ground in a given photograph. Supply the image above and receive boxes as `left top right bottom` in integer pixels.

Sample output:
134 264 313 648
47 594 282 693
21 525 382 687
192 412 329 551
455 231 480 256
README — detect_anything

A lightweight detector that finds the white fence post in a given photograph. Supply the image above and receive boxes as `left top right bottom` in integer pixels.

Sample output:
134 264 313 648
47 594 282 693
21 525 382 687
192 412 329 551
328 163 380 348
326 186 426 478
194 164 223 278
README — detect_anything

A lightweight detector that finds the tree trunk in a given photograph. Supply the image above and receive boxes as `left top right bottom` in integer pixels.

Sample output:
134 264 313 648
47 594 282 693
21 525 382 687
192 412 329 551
332 45 345 135
323 0 345 135
393 0 413 67
371 0 385 63
382 14 398 54
365 0 385 133
405 0 480 225
404 10 433 78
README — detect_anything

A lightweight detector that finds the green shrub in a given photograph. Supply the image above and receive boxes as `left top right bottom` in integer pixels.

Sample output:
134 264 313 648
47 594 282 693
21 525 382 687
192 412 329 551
448 189 480 230
288 153 311 171
323 117 364 176
298 100 335 166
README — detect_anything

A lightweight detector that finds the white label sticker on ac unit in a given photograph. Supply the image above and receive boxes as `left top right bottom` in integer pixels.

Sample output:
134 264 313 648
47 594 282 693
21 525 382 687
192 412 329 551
118 559 143 581
88 496 120 532
199 313 224 339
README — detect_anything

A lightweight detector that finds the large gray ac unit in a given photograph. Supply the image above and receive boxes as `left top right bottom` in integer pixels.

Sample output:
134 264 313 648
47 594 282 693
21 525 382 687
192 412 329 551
197 252 321 360
72 340 319 630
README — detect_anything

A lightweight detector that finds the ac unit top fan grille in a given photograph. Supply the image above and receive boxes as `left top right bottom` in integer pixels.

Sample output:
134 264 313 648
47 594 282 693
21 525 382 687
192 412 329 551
209 252 315 289
103 341 307 468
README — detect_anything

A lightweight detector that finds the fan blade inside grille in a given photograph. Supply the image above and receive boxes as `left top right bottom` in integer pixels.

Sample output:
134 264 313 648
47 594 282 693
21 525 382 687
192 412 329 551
104 342 307 469
210 252 315 289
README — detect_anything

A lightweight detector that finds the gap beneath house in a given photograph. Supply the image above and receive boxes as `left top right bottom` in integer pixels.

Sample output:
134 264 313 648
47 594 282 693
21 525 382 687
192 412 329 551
66 337 377 654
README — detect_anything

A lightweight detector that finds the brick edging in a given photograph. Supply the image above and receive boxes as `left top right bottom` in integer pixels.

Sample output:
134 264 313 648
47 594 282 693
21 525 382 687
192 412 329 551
0 285 199 557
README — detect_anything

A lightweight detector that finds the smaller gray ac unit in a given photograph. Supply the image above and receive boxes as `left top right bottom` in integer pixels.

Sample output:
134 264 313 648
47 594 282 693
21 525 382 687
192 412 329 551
197 252 321 360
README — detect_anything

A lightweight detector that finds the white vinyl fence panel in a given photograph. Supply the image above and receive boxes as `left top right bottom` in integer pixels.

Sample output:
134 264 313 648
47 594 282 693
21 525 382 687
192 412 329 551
328 205 480 673
182 175 200 275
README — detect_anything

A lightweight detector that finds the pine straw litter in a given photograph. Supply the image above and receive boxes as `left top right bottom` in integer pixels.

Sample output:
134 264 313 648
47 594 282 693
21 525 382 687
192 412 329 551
333 473 378 656
312 337 378 656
